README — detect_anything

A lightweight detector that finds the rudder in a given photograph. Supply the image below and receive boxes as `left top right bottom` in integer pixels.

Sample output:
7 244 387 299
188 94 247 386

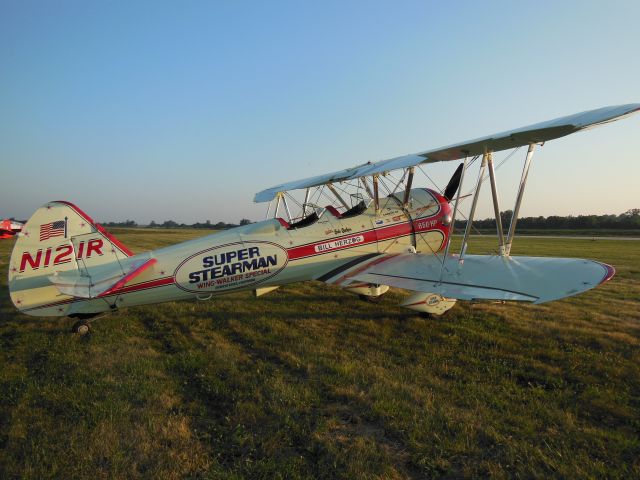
8 201 133 317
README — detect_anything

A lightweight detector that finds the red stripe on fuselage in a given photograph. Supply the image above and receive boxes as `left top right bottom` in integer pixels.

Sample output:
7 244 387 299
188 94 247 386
108 276 174 295
287 216 448 261
98 258 158 297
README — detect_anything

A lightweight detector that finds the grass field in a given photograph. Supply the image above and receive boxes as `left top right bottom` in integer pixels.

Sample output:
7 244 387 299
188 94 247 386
1 230 639 479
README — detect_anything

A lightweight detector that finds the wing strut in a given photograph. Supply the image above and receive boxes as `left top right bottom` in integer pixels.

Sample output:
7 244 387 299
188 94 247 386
373 174 380 213
439 156 467 281
487 152 506 255
302 188 310 216
505 144 536 254
360 177 374 199
264 198 273 220
282 194 293 221
274 193 282 218
327 183 350 209
402 167 415 206
460 153 488 260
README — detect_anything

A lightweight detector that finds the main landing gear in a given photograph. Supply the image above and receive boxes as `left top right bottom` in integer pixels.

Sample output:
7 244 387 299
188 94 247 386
71 320 91 335
69 313 98 335
359 294 385 303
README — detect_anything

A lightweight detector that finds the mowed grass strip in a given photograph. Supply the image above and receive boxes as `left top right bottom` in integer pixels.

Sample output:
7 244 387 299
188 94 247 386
1 230 639 479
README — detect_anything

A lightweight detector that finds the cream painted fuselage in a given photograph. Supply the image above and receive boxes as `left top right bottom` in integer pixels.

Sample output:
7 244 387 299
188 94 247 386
12 189 451 317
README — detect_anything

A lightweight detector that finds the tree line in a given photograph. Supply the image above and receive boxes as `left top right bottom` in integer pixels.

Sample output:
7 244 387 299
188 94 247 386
456 209 640 231
100 209 640 231
101 219 253 229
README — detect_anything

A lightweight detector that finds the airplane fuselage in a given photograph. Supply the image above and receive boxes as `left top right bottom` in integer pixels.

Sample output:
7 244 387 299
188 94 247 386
11 189 451 317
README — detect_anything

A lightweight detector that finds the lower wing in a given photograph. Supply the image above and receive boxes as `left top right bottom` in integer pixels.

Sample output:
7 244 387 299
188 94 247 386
348 253 614 304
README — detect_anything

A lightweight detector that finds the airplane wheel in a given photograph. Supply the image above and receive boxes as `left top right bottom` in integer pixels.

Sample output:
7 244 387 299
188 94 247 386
71 320 90 335
359 294 384 303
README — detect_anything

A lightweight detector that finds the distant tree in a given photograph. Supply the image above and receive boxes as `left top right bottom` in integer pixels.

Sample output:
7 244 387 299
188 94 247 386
101 219 138 227
149 220 157 227
500 210 513 227
239 218 252 226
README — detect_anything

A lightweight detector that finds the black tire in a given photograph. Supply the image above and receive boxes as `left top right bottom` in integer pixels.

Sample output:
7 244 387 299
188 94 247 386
71 320 90 335
359 294 384 303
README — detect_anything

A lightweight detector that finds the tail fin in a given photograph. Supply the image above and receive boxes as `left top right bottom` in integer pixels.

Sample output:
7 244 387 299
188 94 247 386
8 201 134 317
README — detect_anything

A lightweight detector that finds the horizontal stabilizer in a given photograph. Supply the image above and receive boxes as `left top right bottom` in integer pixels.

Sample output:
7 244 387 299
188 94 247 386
49 255 156 299
351 254 614 304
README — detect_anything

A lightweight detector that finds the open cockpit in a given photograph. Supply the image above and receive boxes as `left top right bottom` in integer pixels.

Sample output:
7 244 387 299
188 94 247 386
277 198 371 231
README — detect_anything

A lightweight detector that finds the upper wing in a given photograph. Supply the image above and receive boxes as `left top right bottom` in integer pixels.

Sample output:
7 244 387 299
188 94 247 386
347 253 614 304
255 103 640 202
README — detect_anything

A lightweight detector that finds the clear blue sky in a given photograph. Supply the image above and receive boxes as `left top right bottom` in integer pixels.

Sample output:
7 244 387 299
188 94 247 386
1 0 639 224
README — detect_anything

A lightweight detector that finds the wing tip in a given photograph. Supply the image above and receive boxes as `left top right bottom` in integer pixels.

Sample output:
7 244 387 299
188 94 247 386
597 262 616 285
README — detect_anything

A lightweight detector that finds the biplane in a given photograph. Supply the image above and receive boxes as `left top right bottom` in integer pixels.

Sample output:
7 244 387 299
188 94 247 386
1 219 23 239
8 104 639 334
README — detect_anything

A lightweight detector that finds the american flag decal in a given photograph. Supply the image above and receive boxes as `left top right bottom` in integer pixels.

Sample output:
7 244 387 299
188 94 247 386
40 219 66 241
